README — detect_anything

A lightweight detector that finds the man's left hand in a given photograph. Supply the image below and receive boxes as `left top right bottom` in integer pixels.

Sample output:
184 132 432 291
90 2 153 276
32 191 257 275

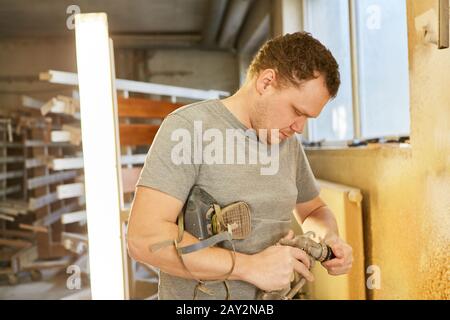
321 237 353 275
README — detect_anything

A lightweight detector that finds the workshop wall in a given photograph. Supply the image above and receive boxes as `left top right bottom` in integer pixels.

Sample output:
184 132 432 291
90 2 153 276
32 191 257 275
306 0 449 299
0 38 77 110
144 49 239 96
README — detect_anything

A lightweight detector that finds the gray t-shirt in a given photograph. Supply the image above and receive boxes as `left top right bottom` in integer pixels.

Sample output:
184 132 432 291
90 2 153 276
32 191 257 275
136 99 320 299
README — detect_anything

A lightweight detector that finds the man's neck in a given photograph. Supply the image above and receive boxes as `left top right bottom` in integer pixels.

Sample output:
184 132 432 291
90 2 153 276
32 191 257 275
220 83 254 129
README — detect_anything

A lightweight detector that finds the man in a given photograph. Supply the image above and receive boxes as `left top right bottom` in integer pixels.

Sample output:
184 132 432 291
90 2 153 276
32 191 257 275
127 32 353 299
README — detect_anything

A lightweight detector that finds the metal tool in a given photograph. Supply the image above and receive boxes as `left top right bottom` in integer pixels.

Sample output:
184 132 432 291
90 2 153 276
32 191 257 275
258 231 336 300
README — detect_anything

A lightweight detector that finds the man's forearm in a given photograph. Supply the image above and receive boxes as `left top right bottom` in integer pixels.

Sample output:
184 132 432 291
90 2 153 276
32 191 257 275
127 221 252 282
301 206 340 242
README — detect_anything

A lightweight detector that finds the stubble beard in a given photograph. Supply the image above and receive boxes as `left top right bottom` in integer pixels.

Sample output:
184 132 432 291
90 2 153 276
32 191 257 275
251 100 280 145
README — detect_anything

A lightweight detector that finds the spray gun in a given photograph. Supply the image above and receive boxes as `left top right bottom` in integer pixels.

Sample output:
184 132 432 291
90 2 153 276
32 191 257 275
257 231 335 300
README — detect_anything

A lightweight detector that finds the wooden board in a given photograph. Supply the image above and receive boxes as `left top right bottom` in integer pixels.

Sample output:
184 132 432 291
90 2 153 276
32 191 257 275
51 130 71 143
24 140 72 148
0 229 34 240
0 170 23 180
61 124 81 146
0 200 28 216
19 224 48 233
28 192 58 211
57 183 84 199
118 97 181 119
25 157 50 169
27 171 77 189
0 213 14 221
0 238 32 249
21 95 43 110
119 124 159 146
61 210 86 224
50 158 84 170
41 96 79 116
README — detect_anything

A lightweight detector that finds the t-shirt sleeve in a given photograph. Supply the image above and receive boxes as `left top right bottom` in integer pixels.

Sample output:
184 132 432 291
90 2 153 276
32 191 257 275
136 114 198 203
296 141 320 203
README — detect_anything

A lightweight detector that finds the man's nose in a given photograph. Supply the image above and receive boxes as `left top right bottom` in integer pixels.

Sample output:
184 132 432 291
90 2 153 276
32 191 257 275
290 117 306 133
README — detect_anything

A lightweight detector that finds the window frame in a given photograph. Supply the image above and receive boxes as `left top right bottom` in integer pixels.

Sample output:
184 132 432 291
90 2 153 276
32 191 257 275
301 0 410 145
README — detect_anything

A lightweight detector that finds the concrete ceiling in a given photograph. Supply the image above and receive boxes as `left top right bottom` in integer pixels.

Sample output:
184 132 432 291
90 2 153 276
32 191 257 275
0 0 207 35
0 0 269 51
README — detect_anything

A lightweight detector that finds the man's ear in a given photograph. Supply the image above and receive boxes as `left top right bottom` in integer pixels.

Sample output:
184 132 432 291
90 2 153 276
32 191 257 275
256 69 276 94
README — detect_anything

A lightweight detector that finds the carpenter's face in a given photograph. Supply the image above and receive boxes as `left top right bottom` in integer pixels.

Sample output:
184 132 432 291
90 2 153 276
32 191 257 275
251 74 331 144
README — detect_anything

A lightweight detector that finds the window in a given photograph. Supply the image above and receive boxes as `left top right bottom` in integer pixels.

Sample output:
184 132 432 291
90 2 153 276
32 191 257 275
355 0 410 138
303 0 354 141
303 0 410 142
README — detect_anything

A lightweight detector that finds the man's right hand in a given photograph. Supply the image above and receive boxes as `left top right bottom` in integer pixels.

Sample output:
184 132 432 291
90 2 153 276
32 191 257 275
244 230 315 292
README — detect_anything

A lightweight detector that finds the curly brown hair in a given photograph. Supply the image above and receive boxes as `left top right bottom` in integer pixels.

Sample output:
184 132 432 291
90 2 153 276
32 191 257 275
247 32 341 98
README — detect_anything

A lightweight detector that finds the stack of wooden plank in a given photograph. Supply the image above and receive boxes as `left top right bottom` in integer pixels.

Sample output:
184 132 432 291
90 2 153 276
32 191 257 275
1 94 182 298
0 95 86 285
0 116 29 284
